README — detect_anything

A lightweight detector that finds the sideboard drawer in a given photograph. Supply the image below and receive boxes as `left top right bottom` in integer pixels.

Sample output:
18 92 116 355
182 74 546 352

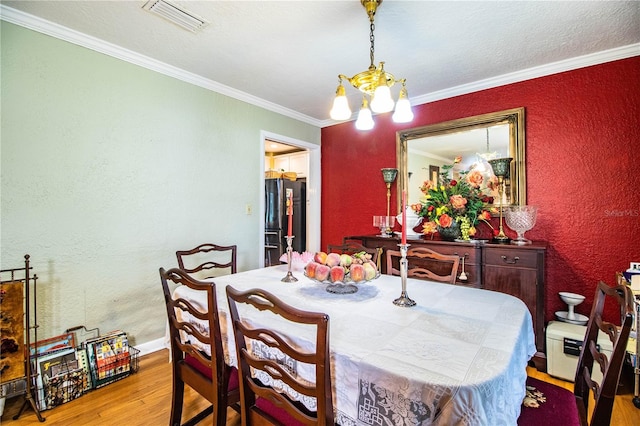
425 243 479 264
483 247 538 269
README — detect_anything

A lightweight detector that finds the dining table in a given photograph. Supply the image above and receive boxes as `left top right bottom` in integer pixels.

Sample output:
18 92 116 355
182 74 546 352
171 263 536 425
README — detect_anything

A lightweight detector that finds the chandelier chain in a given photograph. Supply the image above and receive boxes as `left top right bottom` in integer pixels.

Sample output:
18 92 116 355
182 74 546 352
369 20 375 68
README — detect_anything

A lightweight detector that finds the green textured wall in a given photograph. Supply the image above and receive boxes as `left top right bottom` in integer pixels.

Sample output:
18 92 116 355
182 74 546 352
0 22 320 347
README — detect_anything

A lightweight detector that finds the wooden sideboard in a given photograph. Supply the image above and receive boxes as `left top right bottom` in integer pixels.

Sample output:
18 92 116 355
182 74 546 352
350 235 547 370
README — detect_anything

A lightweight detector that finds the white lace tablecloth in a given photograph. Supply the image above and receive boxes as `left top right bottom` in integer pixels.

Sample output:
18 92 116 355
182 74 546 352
172 265 536 426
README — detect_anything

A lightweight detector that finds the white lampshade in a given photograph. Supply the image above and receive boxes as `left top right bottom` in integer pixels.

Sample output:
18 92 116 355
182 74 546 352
355 99 374 130
330 96 351 120
329 83 352 120
370 84 394 113
392 91 414 123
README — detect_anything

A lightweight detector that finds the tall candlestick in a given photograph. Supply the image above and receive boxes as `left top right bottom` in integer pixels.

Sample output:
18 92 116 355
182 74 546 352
286 189 293 238
401 190 407 245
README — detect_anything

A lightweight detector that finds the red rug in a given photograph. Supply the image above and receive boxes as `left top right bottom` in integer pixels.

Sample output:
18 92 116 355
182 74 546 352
517 376 580 426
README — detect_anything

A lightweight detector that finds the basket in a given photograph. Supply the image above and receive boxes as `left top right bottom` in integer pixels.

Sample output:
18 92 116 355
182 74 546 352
265 170 282 178
41 369 85 409
91 346 140 389
282 171 297 181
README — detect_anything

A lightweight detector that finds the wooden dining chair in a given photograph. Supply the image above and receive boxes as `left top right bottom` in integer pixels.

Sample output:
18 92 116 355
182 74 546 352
386 246 460 284
160 267 240 426
176 243 237 279
226 286 334 425
518 281 635 426
327 239 379 265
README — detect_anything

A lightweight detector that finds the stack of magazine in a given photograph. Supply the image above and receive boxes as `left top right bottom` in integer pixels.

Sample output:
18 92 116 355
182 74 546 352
31 332 86 411
31 329 134 410
82 330 132 389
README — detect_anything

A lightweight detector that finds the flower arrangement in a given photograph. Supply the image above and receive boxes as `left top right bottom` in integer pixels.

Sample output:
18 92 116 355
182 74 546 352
411 156 498 240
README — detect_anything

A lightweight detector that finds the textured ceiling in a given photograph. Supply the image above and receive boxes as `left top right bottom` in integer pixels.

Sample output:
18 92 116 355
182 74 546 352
3 1 639 127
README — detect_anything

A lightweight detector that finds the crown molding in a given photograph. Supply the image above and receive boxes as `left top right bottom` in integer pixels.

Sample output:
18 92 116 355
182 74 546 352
3 5 638 129
411 43 640 106
0 5 323 128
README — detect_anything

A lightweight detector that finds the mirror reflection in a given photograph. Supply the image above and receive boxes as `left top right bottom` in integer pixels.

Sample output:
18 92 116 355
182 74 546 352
396 108 526 212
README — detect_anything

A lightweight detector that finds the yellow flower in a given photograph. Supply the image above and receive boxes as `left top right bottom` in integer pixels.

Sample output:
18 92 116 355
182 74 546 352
436 206 448 216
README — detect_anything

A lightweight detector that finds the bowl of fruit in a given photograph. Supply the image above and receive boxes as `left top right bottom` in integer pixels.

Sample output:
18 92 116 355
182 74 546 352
304 251 379 294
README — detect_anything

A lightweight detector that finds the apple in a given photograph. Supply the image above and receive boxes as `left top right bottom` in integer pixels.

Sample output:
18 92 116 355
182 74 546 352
315 264 330 281
305 261 319 278
339 254 353 268
325 253 341 267
314 251 328 264
363 262 377 281
350 264 365 282
329 266 345 283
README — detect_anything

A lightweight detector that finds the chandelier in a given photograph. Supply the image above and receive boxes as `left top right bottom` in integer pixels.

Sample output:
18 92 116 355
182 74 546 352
330 0 414 130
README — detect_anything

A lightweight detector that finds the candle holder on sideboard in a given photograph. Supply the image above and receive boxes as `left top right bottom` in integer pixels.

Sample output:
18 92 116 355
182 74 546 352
393 244 416 307
488 157 512 244
381 168 398 236
281 236 298 282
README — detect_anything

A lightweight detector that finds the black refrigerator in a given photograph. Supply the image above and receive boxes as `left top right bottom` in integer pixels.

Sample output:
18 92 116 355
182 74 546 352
265 178 306 266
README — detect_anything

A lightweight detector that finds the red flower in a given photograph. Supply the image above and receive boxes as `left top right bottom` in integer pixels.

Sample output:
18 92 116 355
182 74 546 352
427 205 434 211
450 179 457 186
438 214 453 228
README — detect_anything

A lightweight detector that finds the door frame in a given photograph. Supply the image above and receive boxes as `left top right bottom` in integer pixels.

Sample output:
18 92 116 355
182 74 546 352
259 131 320 267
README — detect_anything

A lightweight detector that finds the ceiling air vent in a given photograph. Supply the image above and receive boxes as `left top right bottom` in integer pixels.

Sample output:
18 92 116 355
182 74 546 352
142 0 209 33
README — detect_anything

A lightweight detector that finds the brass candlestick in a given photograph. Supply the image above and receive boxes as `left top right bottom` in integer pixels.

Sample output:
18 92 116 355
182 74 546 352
489 158 513 243
381 168 398 236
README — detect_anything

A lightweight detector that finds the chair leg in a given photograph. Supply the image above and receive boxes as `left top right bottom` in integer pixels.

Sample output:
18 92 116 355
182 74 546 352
182 406 213 426
170 379 185 426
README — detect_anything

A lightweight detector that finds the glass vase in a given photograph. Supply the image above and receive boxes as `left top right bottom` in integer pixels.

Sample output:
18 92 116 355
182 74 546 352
437 221 461 241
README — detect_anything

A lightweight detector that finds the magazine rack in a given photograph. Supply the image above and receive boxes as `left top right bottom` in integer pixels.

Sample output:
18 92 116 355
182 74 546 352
0 255 45 422
66 325 140 390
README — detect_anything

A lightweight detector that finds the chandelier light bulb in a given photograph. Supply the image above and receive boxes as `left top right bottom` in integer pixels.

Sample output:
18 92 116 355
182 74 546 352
392 86 414 123
370 74 394 113
330 82 352 120
355 98 374 130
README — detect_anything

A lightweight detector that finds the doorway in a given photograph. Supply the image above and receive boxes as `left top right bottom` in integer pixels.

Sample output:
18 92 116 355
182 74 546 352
259 131 320 267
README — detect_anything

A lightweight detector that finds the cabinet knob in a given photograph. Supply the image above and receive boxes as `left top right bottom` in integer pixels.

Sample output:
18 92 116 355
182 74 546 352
501 255 520 264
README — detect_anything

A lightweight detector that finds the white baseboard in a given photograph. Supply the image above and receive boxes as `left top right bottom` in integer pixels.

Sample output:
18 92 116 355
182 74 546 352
135 337 167 357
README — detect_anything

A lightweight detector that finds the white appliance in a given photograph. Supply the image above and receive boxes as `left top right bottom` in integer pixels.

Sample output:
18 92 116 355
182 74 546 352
546 320 613 382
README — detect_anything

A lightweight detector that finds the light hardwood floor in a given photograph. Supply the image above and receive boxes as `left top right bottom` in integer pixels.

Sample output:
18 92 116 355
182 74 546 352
1 349 639 425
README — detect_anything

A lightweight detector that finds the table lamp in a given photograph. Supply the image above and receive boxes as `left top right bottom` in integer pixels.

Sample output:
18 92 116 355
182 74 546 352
381 168 398 236
488 158 513 243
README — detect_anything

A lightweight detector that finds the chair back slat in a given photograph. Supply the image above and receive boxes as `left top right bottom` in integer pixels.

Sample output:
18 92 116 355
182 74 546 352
574 281 634 426
176 243 237 278
160 267 239 426
386 247 460 284
227 286 334 425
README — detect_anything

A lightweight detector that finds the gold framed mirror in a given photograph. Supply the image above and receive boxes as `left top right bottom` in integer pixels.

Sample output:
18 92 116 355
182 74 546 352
396 107 526 212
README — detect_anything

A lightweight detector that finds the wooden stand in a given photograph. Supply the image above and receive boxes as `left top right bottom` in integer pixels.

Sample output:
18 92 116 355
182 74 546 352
0 254 45 422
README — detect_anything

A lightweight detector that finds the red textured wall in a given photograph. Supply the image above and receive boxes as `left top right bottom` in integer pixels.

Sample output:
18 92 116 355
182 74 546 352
321 56 640 324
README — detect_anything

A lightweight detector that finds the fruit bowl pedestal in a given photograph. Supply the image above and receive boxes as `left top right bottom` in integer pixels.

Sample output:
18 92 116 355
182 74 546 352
326 282 358 294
